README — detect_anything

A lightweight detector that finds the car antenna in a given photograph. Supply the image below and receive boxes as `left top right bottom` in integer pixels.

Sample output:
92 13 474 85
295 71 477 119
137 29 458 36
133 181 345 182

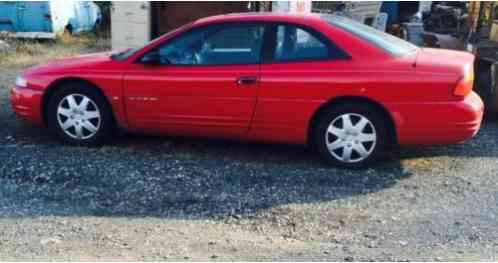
412 49 420 68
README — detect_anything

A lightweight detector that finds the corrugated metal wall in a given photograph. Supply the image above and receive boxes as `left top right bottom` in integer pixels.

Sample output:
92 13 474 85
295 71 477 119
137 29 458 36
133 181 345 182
151 2 249 38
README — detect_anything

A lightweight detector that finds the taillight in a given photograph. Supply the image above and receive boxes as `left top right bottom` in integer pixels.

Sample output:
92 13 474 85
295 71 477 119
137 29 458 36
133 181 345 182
453 69 474 98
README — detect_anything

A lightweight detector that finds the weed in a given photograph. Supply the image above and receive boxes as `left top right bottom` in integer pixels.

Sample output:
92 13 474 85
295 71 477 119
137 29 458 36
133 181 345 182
0 33 110 66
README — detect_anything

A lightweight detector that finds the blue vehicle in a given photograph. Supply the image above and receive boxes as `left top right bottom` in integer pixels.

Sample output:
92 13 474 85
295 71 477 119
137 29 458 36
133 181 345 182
0 1 101 37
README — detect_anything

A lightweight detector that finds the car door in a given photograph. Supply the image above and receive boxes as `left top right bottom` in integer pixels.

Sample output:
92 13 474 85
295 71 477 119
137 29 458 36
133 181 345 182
124 22 266 137
254 23 351 143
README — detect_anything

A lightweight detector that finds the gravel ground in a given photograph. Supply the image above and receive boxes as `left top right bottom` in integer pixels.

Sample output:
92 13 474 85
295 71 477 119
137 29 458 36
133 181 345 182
1 41 498 260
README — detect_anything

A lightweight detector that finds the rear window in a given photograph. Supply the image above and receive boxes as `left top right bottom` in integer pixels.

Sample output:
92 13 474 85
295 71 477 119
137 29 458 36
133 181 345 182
274 24 330 61
323 15 418 57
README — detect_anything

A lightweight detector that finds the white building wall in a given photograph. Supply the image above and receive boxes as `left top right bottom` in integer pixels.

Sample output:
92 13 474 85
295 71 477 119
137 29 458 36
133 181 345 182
111 1 151 50
345 1 382 23
272 1 312 13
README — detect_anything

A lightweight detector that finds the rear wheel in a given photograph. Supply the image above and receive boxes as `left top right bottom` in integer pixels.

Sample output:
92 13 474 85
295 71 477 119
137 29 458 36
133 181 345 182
315 103 389 169
47 82 113 146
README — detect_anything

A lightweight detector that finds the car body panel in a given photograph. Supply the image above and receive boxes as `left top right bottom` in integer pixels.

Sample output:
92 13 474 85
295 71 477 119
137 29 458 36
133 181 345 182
11 13 484 147
19 52 129 127
10 86 44 125
123 63 259 138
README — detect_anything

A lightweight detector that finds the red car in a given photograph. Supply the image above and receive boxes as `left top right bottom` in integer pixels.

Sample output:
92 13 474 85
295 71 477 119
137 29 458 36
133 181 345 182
10 13 484 168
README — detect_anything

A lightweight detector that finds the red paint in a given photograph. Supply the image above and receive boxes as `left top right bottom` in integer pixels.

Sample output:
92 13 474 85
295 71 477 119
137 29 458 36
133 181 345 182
11 13 484 146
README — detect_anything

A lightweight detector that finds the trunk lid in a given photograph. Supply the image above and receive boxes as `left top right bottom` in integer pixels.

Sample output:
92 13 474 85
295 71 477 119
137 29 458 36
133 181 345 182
414 48 474 75
415 48 475 99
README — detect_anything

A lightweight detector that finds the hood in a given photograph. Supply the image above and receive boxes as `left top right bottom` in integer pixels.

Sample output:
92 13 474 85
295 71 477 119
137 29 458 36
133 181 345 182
414 48 474 75
23 51 121 75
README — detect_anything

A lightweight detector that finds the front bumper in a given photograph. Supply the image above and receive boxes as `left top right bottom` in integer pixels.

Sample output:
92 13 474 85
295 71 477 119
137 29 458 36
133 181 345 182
10 86 44 125
390 91 484 145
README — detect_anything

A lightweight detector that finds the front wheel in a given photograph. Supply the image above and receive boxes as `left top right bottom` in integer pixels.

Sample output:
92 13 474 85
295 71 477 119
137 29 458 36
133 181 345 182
47 82 113 146
315 104 389 169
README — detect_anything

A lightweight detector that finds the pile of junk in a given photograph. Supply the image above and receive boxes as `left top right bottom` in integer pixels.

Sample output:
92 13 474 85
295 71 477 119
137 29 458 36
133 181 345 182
379 1 467 48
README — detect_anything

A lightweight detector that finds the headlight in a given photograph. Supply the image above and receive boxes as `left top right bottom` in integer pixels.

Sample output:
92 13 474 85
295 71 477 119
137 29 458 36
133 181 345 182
15 76 27 88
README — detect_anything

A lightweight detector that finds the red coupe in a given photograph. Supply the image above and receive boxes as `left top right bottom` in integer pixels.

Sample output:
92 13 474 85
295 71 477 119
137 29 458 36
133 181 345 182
10 13 484 168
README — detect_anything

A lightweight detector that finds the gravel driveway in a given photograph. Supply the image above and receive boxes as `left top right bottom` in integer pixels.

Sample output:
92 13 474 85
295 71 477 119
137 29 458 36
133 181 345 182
1 43 498 260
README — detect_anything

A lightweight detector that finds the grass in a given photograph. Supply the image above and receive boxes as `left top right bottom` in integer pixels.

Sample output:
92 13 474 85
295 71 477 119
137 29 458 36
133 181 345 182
0 32 110 67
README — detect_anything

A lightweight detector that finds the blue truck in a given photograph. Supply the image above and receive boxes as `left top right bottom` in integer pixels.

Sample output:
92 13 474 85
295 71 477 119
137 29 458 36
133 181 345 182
0 1 101 38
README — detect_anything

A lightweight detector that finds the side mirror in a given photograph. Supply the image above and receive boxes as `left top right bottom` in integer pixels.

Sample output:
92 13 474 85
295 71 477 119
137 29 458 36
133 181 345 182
140 51 167 65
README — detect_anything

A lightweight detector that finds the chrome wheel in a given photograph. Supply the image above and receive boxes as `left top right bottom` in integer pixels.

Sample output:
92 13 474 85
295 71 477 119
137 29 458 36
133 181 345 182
57 94 101 140
325 113 377 163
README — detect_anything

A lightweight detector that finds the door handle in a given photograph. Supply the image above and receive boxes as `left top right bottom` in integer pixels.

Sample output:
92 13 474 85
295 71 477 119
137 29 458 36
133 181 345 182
236 76 258 86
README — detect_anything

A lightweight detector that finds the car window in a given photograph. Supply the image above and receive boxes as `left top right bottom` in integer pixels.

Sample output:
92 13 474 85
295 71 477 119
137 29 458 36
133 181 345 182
274 24 330 61
113 23 193 61
323 14 418 57
156 24 265 65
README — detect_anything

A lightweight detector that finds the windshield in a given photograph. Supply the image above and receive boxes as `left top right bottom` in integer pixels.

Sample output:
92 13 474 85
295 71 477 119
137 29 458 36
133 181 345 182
110 48 138 61
111 22 194 61
322 14 418 57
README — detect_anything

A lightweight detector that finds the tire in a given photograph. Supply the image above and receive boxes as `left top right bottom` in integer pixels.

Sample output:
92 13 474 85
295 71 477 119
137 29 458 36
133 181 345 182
475 61 498 114
62 25 73 39
314 103 389 169
47 82 113 146
94 20 102 35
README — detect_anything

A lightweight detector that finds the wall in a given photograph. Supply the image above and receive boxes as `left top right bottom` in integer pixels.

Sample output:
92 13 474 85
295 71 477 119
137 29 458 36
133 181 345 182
151 2 249 38
272 1 312 13
111 1 151 50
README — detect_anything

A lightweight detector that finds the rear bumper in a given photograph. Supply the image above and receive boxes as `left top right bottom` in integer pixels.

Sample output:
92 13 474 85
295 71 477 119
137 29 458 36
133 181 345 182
10 86 44 125
389 92 484 145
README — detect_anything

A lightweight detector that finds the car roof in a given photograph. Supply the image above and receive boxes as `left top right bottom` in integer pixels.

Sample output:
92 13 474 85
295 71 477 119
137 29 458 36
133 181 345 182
193 12 325 26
